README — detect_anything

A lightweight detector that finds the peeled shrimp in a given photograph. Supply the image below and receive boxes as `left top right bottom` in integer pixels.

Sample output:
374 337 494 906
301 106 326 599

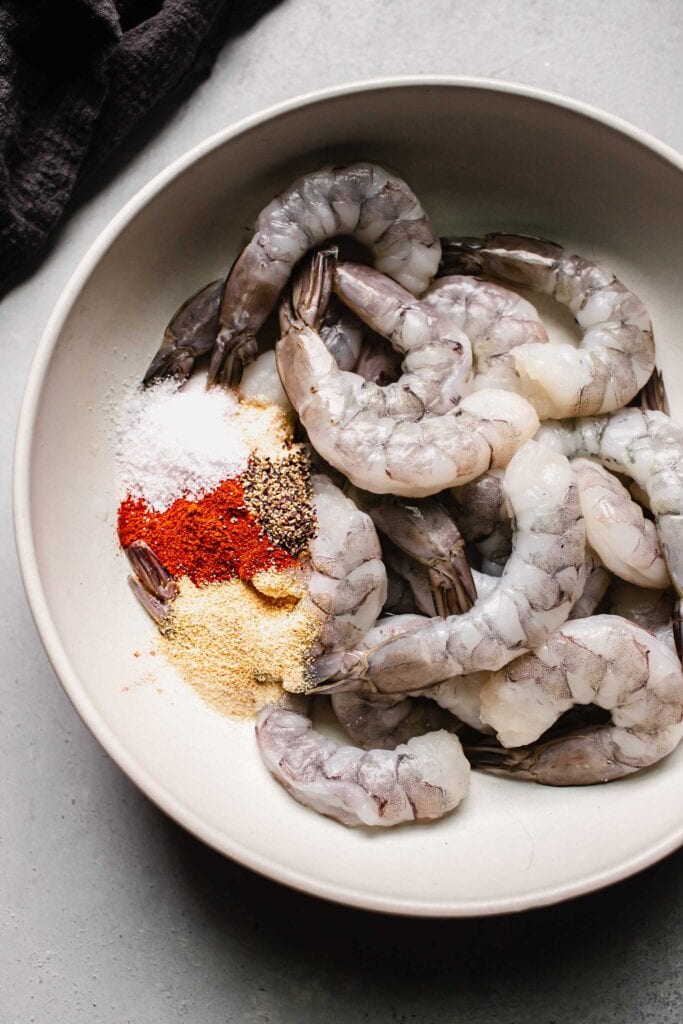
440 234 655 418
255 705 469 827
277 254 539 497
202 162 441 386
423 275 548 391
423 558 607 731
476 616 683 784
303 474 387 661
572 457 669 589
536 408 683 600
314 440 585 693
332 260 473 414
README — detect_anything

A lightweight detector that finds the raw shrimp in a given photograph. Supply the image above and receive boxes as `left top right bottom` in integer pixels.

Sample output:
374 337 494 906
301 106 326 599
536 408 683 601
572 457 669 589
347 487 476 616
448 469 512 569
423 673 493 734
204 162 442 386
303 474 387 660
440 234 655 418
423 559 608 731
276 252 539 497
124 475 387 669
255 705 470 827
475 616 683 784
313 440 585 693
332 260 473 414
423 275 548 391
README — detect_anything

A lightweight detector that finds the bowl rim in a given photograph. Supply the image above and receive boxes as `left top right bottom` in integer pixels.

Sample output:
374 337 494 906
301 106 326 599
13 75 683 917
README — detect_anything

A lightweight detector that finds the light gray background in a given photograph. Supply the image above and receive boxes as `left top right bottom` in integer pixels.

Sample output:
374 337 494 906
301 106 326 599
2 1 682 1021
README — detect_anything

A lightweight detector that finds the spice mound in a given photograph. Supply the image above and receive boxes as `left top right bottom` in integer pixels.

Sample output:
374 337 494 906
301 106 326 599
117 381 318 718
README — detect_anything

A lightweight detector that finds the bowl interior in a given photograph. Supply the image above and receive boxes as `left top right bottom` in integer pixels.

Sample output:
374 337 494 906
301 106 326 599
19 82 683 915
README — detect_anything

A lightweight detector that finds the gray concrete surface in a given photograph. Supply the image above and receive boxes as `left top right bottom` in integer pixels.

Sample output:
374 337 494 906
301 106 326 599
2 1 683 1020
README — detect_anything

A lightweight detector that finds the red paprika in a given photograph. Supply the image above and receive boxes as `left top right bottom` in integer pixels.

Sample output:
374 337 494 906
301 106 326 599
117 477 296 585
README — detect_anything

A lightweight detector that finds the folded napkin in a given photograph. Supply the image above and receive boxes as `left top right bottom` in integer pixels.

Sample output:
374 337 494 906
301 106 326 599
0 0 282 292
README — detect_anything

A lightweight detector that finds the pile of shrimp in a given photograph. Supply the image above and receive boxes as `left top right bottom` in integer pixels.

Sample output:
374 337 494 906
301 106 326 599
134 162 683 829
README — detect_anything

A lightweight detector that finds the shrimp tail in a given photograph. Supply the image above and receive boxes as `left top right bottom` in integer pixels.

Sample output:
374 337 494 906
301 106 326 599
125 540 178 625
207 326 258 388
308 647 368 690
292 247 337 328
428 552 477 617
437 236 486 275
143 279 224 386
465 728 628 786
438 233 564 278
635 367 670 415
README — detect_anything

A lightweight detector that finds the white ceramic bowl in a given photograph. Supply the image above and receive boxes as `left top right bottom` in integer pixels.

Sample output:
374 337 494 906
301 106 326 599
14 78 683 916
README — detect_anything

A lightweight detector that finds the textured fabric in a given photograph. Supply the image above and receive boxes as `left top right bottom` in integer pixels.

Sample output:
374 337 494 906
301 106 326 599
0 0 281 290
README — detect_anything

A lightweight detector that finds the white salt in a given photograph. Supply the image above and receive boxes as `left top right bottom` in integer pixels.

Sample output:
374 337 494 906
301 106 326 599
117 376 249 510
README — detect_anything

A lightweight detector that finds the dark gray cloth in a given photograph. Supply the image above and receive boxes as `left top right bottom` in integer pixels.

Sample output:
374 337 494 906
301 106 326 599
0 0 282 291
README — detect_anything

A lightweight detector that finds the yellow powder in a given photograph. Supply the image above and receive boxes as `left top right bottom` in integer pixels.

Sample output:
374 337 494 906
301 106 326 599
235 399 295 460
160 575 319 718
252 565 308 601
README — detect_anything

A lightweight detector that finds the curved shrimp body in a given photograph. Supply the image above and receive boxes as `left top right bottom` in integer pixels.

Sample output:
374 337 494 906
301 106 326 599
537 408 683 598
422 560 608 732
440 234 655 418
477 616 683 784
207 163 441 386
277 315 539 496
314 440 585 693
423 275 548 391
572 457 669 589
255 705 469 827
301 474 387 662
332 262 473 414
